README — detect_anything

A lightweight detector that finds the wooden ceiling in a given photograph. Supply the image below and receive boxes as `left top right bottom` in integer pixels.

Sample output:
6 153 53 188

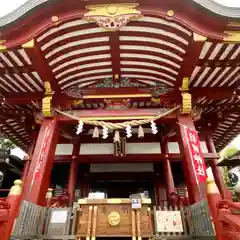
0 0 239 152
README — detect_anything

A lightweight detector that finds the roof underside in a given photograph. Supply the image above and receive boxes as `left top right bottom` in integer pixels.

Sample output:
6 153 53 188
0 0 239 152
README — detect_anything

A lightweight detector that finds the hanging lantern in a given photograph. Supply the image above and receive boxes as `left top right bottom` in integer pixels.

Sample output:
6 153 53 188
126 125 132 138
114 130 120 142
76 120 84 135
138 125 144 138
92 126 99 138
102 126 108 139
150 120 158 134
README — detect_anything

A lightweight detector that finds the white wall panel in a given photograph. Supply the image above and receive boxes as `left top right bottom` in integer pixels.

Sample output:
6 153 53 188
126 143 161 154
167 142 180 153
55 144 73 155
90 163 154 172
200 141 208 153
80 143 113 155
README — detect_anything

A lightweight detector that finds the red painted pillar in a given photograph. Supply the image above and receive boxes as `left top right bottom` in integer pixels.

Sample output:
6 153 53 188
161 141 175 206
21 159 30 183
206 179 223 240
4 180 23 240
177 116 202 204
68 140 80 204
205 134 231 200
22 118 59 206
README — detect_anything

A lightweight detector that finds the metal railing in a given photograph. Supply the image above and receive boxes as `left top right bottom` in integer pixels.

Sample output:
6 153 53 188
189 199 215 237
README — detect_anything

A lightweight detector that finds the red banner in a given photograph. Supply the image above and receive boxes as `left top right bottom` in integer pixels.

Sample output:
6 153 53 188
185 127 207 183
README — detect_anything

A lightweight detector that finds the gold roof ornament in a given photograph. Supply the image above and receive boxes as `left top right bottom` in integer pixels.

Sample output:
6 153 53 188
84 3 143 31
0 40 7 52
223 31 240 43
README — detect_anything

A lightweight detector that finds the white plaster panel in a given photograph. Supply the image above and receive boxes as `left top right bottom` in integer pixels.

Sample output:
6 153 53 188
80 143 113 155
167 142 180 153
200 141 208 153
90 163 154 172
55 144 73 155
126 143 161 154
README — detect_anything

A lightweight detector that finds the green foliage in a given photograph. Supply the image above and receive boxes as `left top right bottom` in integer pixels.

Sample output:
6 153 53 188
220 146 238 158
0 138 15 150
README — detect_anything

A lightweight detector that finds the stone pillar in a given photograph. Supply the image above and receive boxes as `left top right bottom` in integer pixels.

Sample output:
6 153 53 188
177 116 203 204
161 141 175 206
22 118 59 205
205 133 231 199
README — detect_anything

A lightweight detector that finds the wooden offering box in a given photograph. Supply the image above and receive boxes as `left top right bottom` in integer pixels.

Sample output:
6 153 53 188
77 198 153 239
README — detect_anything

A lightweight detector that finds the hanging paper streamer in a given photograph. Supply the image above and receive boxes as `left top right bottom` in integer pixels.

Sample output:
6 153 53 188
76 120 84 135
102 126 108 139
138 125 144 138
126 125 132 138
151 120 158 134
114 130 120 142
92 126 99 138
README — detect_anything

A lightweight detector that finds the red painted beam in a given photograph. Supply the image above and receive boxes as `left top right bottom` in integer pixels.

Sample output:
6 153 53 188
54 152 218 163
4 87 239 105
56 108 177 122
109 32 121 81
22 40 60 94
176 34 206 90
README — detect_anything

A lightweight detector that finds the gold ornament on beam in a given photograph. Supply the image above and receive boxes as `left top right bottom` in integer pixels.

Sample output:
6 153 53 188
0 40 7 52
180 77 192 115
84 3 143 31
181 93 192 114
223 31 240 43
193 33 207 42
42 81 54 117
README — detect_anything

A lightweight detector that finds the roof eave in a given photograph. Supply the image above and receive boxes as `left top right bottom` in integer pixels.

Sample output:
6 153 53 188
0 0 240 28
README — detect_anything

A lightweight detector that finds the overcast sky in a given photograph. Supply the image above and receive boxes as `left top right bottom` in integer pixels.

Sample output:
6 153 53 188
0 0 240 17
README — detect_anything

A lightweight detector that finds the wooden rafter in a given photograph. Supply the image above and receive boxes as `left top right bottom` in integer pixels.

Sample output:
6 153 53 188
0 118 28 146
109 32 121 82
175 33 206 90
214 115 240 148
21 39 60 94
0 65 35 75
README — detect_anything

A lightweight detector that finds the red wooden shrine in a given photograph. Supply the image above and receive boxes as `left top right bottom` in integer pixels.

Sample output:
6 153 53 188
0 0 239 239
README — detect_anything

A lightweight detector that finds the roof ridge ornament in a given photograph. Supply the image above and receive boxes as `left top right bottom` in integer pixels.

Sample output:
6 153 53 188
84 3 143 31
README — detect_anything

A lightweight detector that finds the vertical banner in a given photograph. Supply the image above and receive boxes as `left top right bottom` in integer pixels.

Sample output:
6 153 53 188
185 128 207 183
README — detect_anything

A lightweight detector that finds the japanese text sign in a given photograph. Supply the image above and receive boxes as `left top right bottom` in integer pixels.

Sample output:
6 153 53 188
185 128 207 183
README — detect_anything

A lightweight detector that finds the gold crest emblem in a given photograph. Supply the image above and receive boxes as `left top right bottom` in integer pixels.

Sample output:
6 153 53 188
108 212 120 226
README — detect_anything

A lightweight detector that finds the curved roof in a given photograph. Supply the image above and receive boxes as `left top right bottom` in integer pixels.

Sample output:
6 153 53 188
0 0 240 28
0 0 239 152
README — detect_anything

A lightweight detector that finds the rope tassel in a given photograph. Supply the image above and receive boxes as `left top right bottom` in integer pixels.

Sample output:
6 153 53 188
92 126 99 138
138 125 144 138
114 130 120 142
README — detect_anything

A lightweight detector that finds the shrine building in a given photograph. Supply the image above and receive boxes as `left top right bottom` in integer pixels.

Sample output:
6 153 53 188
0 0 239 239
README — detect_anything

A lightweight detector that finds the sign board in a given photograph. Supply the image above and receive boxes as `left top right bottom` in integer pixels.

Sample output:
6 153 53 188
185 128 207 183
50 210 68 224
156 211 183 232
131 198 141 209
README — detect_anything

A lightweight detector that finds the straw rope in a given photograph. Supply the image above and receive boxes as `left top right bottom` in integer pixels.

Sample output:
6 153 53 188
54 106 180 129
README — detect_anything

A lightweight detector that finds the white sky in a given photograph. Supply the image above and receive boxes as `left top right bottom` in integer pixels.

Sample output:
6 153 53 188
0 0 240 17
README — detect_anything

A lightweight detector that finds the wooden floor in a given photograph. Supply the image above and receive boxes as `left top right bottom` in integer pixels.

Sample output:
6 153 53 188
10 235 216 240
